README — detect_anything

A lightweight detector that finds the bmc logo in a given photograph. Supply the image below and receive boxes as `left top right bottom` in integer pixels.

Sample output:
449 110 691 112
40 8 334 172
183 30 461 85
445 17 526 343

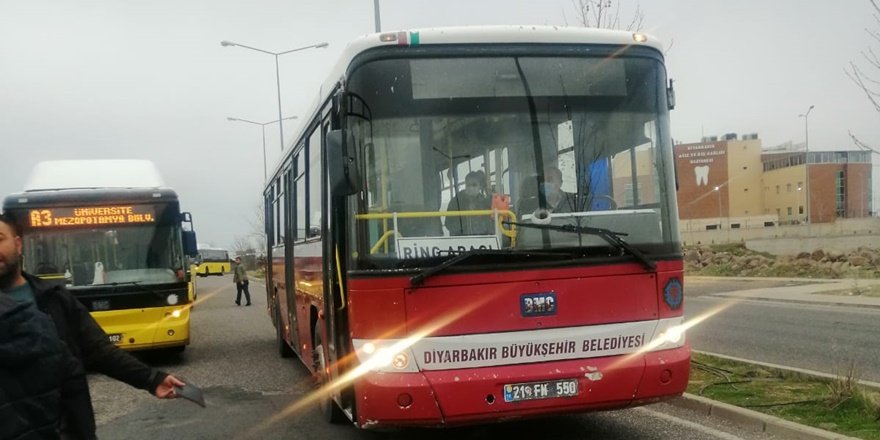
520 292 557 317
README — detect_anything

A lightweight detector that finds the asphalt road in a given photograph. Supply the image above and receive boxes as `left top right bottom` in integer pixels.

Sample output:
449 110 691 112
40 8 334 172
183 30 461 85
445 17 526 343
91 275 782 440
685 290 880 383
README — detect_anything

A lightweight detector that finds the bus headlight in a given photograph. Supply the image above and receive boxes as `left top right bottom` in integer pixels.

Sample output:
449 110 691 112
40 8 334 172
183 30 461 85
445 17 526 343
353 340 418 373
171 309 183 318
649 317 687 352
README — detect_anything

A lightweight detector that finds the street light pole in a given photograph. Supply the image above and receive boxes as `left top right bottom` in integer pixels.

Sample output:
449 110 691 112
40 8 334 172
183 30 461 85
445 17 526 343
273 54 284 151
227 116 298 180
221 40 329 151
374 0 382 32
714 185 722 230
799 105 814 234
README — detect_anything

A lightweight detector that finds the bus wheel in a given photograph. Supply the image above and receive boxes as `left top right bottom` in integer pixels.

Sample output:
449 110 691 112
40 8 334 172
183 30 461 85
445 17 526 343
275 308 294 358
314 325 346 424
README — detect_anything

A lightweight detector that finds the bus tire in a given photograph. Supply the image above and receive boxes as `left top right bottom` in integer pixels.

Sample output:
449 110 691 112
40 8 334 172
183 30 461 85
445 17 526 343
314 324 346 424
275 308 294 358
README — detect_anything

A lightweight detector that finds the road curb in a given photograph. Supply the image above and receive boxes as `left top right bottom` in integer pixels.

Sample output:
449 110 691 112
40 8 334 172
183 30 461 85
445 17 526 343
708 293 880 310
668 393 861 440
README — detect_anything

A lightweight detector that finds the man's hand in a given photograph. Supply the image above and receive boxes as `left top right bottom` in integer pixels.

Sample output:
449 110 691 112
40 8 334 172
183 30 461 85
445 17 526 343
154 374 186 399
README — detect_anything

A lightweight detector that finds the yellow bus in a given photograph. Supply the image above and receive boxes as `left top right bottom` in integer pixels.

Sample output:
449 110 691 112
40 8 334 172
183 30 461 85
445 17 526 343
2 160 199 352
195 247 230 277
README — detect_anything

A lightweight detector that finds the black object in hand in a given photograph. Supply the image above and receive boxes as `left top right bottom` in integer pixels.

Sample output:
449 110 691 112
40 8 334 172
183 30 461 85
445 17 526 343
174 383 206 408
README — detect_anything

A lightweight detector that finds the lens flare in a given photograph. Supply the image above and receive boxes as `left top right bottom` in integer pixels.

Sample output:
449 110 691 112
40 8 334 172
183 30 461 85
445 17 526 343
247 288 497 434
607 296 744 371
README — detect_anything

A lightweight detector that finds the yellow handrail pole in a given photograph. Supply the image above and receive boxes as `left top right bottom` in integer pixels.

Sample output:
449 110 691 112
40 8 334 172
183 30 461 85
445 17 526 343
334 246 346 311
370 230 396 254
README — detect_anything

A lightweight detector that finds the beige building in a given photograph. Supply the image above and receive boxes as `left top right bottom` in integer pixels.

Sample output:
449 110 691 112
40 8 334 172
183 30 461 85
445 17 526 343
674 135 872 228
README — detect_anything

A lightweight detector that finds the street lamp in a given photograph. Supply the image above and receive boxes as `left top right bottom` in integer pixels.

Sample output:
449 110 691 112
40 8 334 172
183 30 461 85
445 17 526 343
221 40 328 151
227 116 298 180
797 185 803 224
798 104 814 232
714 186 722 230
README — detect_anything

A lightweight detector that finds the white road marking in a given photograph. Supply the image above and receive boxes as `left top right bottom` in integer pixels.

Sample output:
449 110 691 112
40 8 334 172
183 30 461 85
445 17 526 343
634 406 748 440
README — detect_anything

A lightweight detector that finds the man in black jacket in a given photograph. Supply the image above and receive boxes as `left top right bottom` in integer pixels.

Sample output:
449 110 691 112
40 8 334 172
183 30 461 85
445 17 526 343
0 213 185 439
0 294 90 439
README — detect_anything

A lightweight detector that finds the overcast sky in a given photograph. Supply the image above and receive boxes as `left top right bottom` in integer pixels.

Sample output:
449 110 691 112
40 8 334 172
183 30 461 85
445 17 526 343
1 0 878 249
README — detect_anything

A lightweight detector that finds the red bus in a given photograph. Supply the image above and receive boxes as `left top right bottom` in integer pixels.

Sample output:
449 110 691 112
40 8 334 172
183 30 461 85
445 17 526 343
264 26 688 428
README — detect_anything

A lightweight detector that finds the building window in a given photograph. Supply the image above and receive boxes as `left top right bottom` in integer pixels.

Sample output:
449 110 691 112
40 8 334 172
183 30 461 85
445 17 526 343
836 170 846 217
799 206 804 214
776 185 780 194
786 183 792 192
787 207 792 216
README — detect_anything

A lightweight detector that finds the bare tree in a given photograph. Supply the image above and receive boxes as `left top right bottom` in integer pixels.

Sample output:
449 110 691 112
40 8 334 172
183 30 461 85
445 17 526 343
230 235 254 256
566 0 645 31
847 0 880 154
232 199 266 253
564 1 673 53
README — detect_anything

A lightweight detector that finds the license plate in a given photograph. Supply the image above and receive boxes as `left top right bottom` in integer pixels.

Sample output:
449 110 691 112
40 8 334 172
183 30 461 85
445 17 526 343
107 333 122 344
503 378 579 403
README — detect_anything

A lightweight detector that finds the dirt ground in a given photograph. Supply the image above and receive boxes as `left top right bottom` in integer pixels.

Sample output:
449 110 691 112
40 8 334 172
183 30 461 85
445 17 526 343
684 277 817 297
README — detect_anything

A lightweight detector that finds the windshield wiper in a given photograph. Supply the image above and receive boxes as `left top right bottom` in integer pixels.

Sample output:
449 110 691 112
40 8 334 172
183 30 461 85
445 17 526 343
504 221 657 272
409 248 570 287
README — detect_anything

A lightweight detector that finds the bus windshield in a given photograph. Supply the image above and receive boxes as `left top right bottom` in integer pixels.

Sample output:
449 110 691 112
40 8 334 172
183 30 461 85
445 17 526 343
23 222 185 287
346 49 680 270
199 249 229 262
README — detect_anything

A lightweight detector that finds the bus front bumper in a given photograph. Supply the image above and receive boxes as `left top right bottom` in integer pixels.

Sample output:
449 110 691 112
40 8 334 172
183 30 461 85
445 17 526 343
91 306 191 351
353 345 690 428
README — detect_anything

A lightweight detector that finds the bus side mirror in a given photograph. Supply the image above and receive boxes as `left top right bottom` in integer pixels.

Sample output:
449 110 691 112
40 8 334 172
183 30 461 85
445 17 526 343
327 129 361 196
182 230 199 257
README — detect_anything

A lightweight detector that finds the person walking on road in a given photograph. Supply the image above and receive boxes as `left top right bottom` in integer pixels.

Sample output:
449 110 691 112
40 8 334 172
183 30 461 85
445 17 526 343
233 256 251 306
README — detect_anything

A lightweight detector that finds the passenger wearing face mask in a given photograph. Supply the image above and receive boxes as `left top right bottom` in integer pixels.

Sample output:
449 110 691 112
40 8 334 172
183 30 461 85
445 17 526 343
445 171 493 236
518 166 578 217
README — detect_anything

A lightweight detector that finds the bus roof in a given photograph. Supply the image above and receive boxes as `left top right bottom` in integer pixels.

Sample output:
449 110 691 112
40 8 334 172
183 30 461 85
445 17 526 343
23 159 166 192
197 245 228 251
275 25 664 177
3 187 180 211
325 26 664 92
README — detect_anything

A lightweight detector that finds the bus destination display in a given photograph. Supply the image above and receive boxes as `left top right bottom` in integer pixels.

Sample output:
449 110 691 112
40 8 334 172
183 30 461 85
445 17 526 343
29 205 157 228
